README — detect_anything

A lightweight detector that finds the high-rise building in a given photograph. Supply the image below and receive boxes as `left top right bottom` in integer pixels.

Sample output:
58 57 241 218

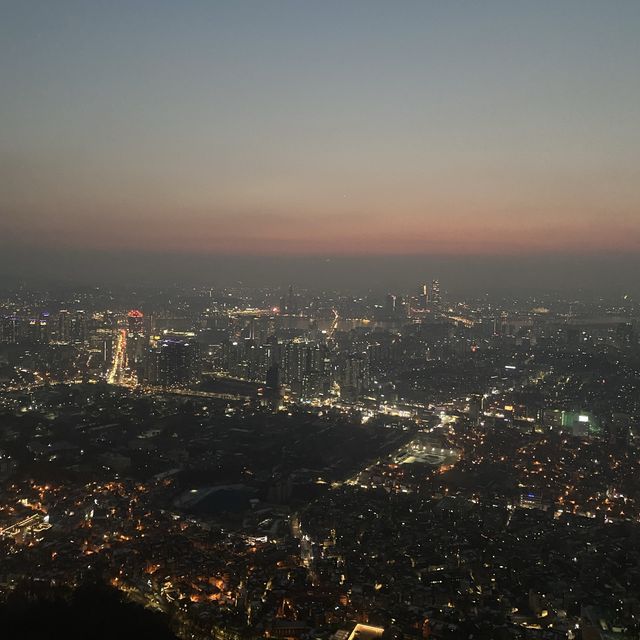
27 318 49 344
278 340 331 397
420 283 429 309
339 351 370 401
57 310 71 343
265 363 280 392
279 284 299 315
127 309 144 335
1 315 20 343
144 337 201 388
385 294 397 317
53 309 87 344
126 310 147 370
430 279 441 305
70 310 87 344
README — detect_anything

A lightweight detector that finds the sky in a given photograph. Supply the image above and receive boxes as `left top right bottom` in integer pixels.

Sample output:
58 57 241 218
1 1 639 292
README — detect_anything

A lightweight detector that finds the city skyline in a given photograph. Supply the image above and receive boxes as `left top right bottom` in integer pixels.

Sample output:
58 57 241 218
4 4 640 639
2 279 640 640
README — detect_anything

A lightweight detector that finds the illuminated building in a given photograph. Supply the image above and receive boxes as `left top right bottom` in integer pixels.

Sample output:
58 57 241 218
55 309 86 344
1 315 20 343
543 409 603 438
144 335 201 388
385 293 408 319
263 363 282 407
126 309 147 370
561 410 602 438
385 293 397 317
0 313 49 344
339 351 370 400
265 363 280 393
280 284 298 314
70 310 87 344
430 279 441 304
57 310 71 342
27 317 49 344
127 309 144 335
420 283 429 309
280 340 330 397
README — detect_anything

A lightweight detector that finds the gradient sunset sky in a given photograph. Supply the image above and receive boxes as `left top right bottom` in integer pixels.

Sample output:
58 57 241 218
1 1 639 286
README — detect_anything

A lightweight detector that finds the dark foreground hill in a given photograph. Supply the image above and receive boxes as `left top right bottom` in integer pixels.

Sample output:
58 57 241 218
0 581 178 640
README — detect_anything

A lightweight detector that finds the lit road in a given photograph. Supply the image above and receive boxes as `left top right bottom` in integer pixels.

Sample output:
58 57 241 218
290 514 317 584
444 314 475 327
0 513 51 539
327 308 339 341
107 329 128 385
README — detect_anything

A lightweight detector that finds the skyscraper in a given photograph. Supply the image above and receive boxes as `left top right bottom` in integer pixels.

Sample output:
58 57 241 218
339 351 370 401
144 337 201 388
385 294 397 318
420 283 429 309
127 310 147 371
430 279 441 305
1 315 20 343
127 309 144 335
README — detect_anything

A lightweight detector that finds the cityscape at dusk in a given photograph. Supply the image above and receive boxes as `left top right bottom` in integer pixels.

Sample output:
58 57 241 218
1 2 640 640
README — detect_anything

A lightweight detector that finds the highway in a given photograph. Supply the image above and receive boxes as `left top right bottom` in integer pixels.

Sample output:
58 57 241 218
327 308 339 341
107 329 128 385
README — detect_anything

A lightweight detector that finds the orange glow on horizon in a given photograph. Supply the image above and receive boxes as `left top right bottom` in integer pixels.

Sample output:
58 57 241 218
10 215 639 257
